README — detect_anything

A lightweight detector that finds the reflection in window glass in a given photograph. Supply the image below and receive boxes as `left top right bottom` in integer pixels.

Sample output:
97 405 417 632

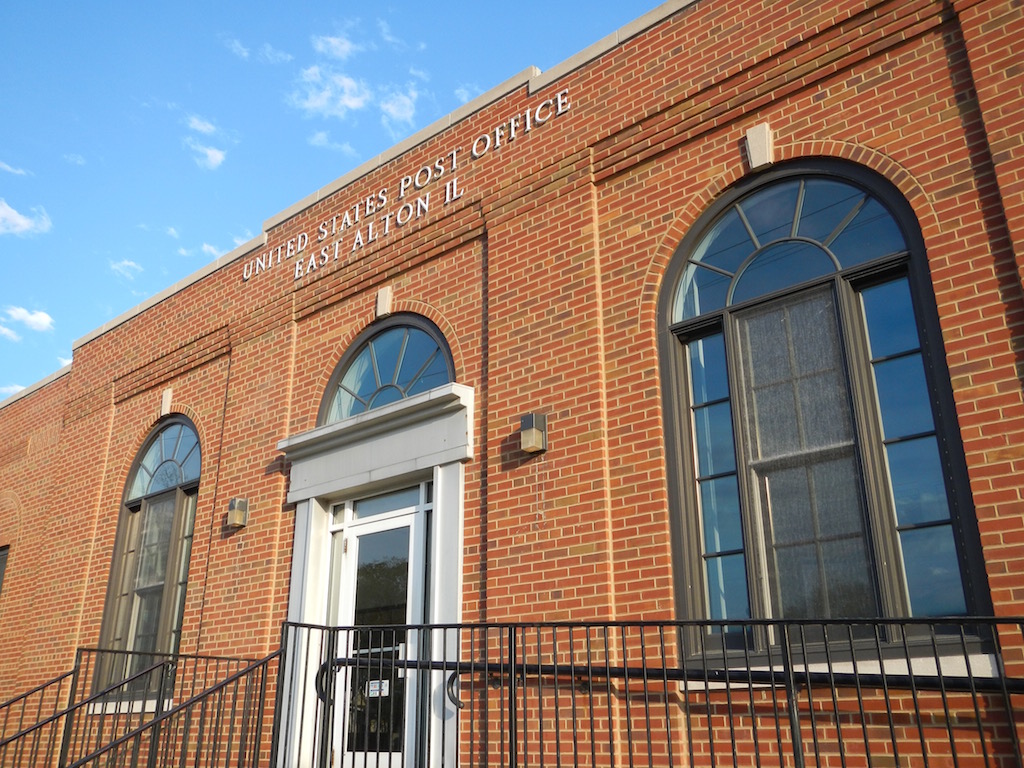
326 325 453 424
672 177 908 324
670 171 972 627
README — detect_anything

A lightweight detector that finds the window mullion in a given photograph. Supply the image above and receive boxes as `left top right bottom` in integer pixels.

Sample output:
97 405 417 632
722 314 770 625
836 277 909 617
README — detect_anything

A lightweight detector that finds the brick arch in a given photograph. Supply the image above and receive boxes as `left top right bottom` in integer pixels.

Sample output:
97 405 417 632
0 490 22 549
389 300 465 383
638 139 940 333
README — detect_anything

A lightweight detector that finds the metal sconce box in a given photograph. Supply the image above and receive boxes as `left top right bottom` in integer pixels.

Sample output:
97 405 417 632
227 497 249 528
520 413 548 454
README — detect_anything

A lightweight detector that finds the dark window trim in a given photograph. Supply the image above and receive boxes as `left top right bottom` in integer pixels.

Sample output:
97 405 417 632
658 159 991 630
98 415 201 689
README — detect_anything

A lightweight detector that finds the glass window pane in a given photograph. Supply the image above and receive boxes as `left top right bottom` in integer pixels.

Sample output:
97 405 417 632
738 179 800 246
797 180 865 243
764 467 813 547
739 287 853 458
354 487 420 520
353 527 410 627
829 198 906 267
873 354 934 438
405 352 449 397
705 553 750 621
688 334 728 405
885 437 951 526
820 537 878 617
731 241 835 305
674 263 730 321
340 347 377 400
180 444 201 483
861 278 919 359
158 425 181 465
693 401 737 477
700 475 742 553
149 460 182 495
900 525 966 616
370 328 406 387
813 457 865 538
690 207 753 274
137 496 175 589
396 329 437 387
773 544 825 618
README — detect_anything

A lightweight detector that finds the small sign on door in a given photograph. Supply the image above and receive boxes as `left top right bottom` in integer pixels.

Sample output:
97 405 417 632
366 679 390 698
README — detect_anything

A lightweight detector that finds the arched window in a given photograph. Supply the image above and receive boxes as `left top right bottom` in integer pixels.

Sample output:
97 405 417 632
101 417 200 668
320 315 454 425
660 161 986 626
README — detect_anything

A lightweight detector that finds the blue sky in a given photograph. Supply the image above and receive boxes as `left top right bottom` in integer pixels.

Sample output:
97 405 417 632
0 1 659 399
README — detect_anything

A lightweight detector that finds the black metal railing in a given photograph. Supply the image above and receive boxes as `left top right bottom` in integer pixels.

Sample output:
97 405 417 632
275 617 1024 768
0 648 257 768
5 618 1024 767
63 651 278 768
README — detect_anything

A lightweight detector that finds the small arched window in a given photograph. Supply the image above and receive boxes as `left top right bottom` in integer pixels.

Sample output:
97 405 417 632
660 161 986 628
101 417 200 669
321 315 454 425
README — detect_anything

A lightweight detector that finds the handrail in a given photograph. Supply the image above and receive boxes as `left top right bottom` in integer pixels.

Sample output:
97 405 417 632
61 649 281 768
0 669 75 714
0 660 171 749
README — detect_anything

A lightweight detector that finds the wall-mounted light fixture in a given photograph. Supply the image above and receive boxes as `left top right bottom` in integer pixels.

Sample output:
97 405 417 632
520 413 548 454
227 497 249 528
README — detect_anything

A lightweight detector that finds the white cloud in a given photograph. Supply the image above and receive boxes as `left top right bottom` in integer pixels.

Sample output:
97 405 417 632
312 34 359 60
378 20 406 49
290 66 371 119
224 37 249 59
187 114 216 134
260 43 293 64
184 137 226 170
201 243 221 257
167 226 179 238
64 154 86 166
58 356 72 367
0 326 20 342
177 247 190 256
0 384 25 396
0 161 27 176
308 130 356 155
454 84 481 104
110 259 143 280
409 67 429 82
232 230 254 247
380 85 418 137
6 307 54 332
0 199 52 236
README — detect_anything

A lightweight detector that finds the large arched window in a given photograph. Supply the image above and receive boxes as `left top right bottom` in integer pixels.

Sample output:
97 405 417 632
101 417 200 668
320 315 454 425
660 161 987 627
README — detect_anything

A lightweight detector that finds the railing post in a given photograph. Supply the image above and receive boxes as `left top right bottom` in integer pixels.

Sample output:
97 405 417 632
779 624 805 768
317 627 338 768
57 648 85 768
145 659 174 768
508 626 517 768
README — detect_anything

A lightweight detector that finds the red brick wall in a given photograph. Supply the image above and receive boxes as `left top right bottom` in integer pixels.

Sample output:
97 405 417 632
1 0 1022 702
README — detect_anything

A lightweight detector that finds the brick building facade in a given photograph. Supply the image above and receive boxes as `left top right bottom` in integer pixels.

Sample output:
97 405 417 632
1 0 1023 763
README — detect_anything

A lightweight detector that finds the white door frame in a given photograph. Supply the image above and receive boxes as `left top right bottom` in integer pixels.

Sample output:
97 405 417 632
278 383 473 768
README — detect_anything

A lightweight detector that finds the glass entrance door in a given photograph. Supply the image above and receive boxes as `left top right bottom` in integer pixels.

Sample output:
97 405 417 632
331 485 428 768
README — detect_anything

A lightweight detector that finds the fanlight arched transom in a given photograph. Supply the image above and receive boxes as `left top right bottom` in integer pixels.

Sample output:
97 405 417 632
672 177 907 322
126 421 201 501
324 323 453 424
